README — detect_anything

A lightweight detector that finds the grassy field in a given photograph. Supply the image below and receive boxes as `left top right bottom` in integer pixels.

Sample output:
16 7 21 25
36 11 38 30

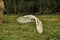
0 14 60 40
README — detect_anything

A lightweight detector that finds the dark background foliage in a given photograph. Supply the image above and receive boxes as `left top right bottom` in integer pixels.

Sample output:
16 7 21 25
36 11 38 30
3 0 60 15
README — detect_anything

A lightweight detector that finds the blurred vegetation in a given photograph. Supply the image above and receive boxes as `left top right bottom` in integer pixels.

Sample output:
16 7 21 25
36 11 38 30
0 15 60 40
3 0 60 15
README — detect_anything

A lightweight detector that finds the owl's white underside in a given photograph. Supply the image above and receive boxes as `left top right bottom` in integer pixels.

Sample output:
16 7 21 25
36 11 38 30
16 15 43 33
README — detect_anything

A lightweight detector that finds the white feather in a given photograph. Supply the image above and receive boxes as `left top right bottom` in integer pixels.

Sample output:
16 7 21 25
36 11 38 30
16 15 43 33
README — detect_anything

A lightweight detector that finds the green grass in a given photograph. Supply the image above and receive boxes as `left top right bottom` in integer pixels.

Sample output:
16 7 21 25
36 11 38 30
0 14 60 40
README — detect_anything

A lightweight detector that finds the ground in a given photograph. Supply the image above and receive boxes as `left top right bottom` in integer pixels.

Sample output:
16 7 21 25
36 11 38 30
0 14 60 40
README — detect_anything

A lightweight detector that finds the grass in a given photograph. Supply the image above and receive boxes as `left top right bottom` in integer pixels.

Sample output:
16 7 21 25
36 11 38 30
0 14 60 40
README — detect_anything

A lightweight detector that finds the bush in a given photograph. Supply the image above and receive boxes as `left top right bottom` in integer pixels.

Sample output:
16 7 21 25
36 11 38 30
3 0 60 15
